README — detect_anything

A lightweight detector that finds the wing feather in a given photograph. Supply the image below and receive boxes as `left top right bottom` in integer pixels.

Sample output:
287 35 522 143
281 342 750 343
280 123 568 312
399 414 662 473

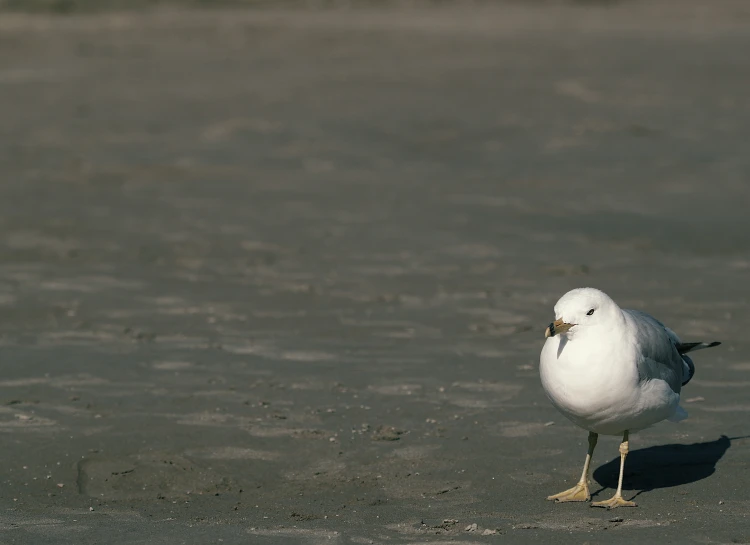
622 309 687 392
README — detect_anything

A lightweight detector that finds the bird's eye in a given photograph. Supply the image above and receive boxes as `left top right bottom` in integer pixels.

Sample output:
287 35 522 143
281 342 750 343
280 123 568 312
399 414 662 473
586 309 595 316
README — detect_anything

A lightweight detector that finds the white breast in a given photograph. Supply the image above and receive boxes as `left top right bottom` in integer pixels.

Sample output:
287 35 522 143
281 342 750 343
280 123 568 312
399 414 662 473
539 333 674 435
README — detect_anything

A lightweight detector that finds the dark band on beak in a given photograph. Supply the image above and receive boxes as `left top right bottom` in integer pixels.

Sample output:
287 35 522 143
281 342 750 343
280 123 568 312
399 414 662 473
545 318 574 338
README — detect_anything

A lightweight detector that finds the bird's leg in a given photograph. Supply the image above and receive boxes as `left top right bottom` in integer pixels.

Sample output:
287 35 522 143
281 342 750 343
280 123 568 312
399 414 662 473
548 431 598 502
591 430 637 509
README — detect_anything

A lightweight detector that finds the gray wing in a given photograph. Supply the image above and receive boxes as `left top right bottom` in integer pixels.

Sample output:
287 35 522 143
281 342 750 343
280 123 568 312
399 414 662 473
622 309 689 394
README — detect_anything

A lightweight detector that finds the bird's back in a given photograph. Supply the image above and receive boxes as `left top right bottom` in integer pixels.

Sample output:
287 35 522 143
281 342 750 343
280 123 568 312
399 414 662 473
622 309 690 392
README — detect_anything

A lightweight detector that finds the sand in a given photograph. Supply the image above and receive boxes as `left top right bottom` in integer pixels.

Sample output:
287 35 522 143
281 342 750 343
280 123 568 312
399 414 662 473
0 2 748 543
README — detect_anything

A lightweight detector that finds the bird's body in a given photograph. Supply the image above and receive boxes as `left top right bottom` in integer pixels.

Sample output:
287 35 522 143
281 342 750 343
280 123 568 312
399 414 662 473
539 287 720 508
541 307 685 435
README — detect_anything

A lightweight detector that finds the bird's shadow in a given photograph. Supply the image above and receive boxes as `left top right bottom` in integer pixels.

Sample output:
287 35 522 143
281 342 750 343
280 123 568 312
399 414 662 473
591 435 746 499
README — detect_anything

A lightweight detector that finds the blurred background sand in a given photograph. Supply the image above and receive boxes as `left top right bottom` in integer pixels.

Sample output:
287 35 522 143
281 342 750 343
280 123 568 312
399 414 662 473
0 1 748 543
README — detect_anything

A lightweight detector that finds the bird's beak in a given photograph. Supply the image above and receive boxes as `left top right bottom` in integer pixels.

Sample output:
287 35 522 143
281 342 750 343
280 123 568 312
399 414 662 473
545 318 574 338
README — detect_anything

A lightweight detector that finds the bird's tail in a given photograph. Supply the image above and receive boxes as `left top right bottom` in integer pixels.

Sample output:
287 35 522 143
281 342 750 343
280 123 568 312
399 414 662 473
677 342 720 386
668 405 689 423
676 341 721 354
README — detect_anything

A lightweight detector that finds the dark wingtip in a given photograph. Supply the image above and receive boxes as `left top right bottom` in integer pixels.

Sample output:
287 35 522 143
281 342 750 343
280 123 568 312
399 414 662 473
677 341 722 354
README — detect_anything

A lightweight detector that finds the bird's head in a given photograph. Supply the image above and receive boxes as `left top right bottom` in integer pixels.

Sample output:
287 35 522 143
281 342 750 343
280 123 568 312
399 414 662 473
545 287 620 339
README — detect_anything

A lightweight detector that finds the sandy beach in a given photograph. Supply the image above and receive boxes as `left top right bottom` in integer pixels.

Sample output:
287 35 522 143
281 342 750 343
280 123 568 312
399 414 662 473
0 2 748 543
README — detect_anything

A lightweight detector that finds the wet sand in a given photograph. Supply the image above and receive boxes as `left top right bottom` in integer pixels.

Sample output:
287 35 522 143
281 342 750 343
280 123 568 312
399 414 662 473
0 3 748 543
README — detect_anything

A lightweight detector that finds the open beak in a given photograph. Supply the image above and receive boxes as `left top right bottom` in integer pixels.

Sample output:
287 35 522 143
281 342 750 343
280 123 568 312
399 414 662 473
544 318 574 338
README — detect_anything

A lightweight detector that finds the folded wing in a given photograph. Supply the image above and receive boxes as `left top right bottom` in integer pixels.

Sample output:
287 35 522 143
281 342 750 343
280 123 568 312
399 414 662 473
623 309 690 392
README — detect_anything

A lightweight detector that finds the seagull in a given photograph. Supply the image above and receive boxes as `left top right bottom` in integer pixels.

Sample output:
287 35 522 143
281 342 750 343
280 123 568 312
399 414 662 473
539 287 720 509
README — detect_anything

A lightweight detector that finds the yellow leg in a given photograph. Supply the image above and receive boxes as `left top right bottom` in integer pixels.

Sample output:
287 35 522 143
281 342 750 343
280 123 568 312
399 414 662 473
548 431 598 502
591 430 637 509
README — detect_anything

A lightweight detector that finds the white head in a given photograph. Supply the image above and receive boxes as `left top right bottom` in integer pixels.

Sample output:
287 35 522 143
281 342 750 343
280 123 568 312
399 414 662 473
544 287 622 339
